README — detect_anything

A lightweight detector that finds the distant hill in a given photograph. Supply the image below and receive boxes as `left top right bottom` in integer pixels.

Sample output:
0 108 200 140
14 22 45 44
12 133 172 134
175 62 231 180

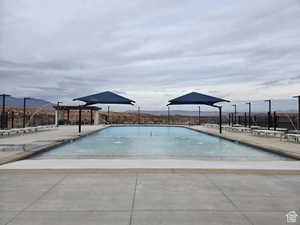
0 96 54 109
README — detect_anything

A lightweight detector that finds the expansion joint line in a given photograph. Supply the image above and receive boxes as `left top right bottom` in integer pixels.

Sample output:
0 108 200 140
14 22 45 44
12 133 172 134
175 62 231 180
204 174 254 225
129 173 138 225
4 174 68 225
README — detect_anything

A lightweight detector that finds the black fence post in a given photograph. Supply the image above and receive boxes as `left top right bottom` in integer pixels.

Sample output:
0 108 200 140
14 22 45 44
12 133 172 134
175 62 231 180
78 107 82 133
11 111 14 128
273 111 277 130
219 106 222 134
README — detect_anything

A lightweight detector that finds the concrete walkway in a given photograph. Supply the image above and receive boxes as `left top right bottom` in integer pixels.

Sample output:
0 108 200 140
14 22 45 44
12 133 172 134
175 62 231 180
1 159 300 174
1 173 299 225
0 125 107 165
189 126 300 159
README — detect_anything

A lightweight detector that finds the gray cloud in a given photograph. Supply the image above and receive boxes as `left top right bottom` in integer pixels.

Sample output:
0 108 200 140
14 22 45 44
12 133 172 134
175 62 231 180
0 0 300 110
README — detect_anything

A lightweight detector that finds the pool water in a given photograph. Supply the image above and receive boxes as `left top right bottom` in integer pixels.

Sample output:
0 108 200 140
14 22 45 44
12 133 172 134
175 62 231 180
35 126 291 160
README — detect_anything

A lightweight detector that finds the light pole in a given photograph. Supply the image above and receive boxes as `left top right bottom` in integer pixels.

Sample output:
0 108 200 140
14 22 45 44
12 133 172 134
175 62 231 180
264 100 271 130
246 102 251 128
232 104 237 125
293 95 300 130
23 97 32 128
0 94 11 129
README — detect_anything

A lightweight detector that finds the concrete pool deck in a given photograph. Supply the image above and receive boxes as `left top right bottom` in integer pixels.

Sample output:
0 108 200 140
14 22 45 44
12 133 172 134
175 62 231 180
1 159 300 174
1 173 300 225
188 125 300 159
0 125 108 165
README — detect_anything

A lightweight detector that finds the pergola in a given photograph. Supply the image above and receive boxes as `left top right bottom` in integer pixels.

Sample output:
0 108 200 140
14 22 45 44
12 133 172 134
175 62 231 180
168 92 230 133
73 91 135 133
53 105 101 125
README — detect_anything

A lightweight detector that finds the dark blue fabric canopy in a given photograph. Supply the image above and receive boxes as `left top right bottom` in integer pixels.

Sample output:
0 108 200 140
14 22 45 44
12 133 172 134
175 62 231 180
168 92 229 106
73 91 135 105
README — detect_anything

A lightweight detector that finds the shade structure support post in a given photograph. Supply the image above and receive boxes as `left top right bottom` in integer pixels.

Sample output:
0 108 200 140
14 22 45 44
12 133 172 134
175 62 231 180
107 106 110 123
138 106 140 124
90 110 93 125
198 106 201 125
78 106 82 133
167 106 170 125
67 110 70 122
218 106 222 134
244 112 247 127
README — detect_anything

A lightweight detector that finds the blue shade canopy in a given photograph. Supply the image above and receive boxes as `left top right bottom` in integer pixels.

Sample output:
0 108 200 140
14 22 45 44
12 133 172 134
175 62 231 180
73 91 135 105
168 92 229 106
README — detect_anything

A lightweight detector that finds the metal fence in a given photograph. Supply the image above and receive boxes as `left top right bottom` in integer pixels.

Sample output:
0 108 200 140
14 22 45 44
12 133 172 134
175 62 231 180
0 111 55 129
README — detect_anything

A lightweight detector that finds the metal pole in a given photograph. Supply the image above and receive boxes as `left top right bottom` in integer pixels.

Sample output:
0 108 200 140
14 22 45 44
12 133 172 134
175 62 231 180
198 106 201 125
56 101 62 127
293 95 300 130
167 106 170 125
244 112 247 127
265 100 271 130
23 98 31 128
246 102 251 127
11 111 14 128
298 96 300 130
90 110 93 125
1 96 5 129
23 98 26 128
219 106 222 134
1 94 10 129
78 106 82 133
67 110 70 122
107 106 110 122
138 106 140 124
273 111 277 130
232 104 237 125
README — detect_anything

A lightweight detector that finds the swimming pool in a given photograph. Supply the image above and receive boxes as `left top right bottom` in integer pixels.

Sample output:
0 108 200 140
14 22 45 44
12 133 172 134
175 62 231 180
34 126 291 160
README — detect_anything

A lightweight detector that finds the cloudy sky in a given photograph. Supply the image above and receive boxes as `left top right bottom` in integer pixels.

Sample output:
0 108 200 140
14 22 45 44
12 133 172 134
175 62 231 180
0 0 300 111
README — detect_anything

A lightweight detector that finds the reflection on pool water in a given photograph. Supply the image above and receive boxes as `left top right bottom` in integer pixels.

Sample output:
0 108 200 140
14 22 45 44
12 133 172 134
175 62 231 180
34 126 291 160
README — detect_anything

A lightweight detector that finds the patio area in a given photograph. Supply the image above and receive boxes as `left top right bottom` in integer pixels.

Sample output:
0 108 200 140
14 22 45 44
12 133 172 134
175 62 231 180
1 172 299 225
